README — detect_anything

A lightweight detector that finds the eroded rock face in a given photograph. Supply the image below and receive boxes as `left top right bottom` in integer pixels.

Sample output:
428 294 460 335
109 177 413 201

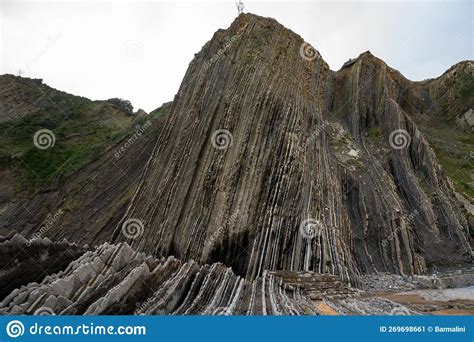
0 234 421 315
113 14 472 282
0 233 86 302
0 13 472 315
330 53 472 277
0 104 171 246
0 235 312 315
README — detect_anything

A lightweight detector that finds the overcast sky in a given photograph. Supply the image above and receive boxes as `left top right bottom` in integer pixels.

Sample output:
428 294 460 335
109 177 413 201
1 0 472 112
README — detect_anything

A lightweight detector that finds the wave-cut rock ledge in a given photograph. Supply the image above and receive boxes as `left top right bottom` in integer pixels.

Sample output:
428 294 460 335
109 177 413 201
1 234 473 315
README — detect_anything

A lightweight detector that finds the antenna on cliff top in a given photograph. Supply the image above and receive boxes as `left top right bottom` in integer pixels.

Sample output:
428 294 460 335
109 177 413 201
235 0 244 15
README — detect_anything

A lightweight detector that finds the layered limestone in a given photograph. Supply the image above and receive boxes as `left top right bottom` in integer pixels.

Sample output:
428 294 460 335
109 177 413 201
0 235 419 315
113 14 472 283
0 103 171 245
0 14 472 311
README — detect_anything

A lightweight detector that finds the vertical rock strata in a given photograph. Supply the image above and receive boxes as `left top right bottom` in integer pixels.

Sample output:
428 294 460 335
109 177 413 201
0 236 403 315
0 13 471 314
334 54 472 274
114 13 472 283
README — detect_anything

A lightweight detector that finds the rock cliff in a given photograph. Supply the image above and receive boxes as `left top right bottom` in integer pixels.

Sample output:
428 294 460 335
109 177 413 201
0 13 472 314
113 14 472 282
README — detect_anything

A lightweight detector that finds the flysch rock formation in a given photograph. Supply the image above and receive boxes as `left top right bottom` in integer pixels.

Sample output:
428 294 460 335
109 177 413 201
0 234 420 315
113 13 472 283
0 13 472 315
0 101 171 245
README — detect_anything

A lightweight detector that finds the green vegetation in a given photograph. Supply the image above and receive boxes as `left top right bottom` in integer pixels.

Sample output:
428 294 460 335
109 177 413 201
423 124 474 200
17 143 104 184
456 72 474 100
145 102 169 120
416 171 434 197
106 98 134 115
417 66 473 200
0 81 136 188
368 127 383 141
432 145 473 199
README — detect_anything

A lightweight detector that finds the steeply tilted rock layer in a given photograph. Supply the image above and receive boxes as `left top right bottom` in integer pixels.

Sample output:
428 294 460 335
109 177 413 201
114 14 472 282
0 235 418 315
0 14 472 315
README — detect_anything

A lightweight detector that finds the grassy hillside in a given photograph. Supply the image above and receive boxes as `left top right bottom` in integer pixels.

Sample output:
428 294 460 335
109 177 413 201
0 75 139 188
